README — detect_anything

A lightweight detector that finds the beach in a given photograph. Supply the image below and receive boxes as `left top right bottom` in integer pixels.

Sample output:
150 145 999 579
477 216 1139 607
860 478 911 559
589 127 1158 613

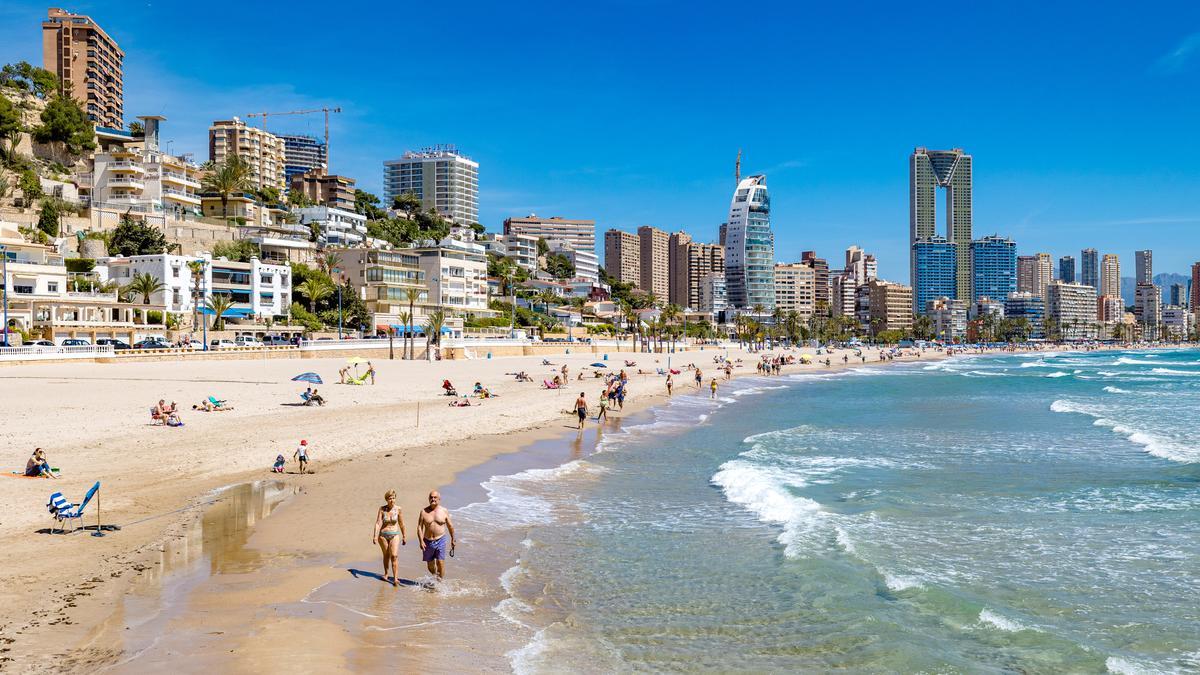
0 343 937 672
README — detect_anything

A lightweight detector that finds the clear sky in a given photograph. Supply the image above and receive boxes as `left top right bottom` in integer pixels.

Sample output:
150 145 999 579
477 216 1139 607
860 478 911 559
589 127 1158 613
3 2 1199 279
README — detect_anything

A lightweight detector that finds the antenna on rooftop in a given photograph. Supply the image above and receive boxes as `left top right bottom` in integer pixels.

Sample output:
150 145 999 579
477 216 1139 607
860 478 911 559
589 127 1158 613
735 148 741 185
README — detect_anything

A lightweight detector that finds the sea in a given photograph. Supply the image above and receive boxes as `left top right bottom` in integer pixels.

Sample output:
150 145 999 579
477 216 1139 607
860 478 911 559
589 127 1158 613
458 349 1200 673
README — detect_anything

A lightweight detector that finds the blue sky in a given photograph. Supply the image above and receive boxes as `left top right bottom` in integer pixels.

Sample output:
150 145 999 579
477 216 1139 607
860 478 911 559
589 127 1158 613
3 2 1199 279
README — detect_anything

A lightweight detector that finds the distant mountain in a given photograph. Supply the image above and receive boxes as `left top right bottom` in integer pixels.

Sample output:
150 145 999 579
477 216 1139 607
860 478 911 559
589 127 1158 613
1119 273 1189 306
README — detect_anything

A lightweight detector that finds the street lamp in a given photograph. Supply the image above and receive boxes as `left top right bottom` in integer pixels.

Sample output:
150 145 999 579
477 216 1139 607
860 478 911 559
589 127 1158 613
336 274 343 339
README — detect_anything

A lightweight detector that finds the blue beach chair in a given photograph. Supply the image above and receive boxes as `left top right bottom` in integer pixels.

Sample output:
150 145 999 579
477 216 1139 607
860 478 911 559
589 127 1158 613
47 481 100 533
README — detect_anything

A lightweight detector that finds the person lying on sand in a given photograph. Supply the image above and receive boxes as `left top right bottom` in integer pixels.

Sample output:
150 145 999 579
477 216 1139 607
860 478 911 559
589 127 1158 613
448 398 473 407
25 448 56 478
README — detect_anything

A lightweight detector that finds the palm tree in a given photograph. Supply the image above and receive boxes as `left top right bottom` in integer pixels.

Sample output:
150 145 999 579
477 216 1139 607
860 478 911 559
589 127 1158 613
403 287 423 359
397 310 411 359
205 294 235 331
200 155 251 220
317 251 342 277
187 260 205 329
661 304 681 352
127 272 165 304
296 278 333 314
424 308 446 360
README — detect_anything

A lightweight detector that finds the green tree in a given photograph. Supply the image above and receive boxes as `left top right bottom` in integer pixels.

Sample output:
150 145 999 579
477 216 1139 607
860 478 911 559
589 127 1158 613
544 252 575 280
36 197 64 237
128 120 144 137
188 260 205 329
536 237 550 256
18 169 41 201
255 185 282 206
288 189 314 208
354 189 387 220
403 286 423 359
0 61 60 97
212 239 261 262
366 216 418 247
415 208 450 242
204 294 235 331
32 95 95 155
0 95 21 160
469 222 486 236
108 216 170 255
296 277 334 313
128 272 166 304
424 308 447 357
201 155 252 220
391 192 421 219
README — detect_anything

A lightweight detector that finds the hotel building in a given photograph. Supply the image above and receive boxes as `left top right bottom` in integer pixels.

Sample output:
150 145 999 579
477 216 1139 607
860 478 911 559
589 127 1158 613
800 252 829 311
913 236 957 312
971 235 1017 304
774 263 816 318
724 175 776 311
42 7 123 130
332 247 430 332
637 226 670 300
383 147 479 224
1101 254 1121 299
1080 248 1099 290
866 280 913 332
604 229 640 286
1005 291 1046 339
1047 281 1099 340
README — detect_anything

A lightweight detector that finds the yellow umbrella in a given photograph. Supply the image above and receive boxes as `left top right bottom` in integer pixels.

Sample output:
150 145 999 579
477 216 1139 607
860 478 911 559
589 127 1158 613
799 354 812 363
347 357 369 365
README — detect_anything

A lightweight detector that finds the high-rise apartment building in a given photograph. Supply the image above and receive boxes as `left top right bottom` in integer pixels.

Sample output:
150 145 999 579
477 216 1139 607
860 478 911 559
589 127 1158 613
1047 281 1099 339
1005 292 1046 339
208 117 287 191
637 226 670 300
1135 250 1153 285
668 232 692 306
926 297 968 342
1058 255 1076 283
910 147 973 301
1018 253 1053 300
42 8 124 130
1134 283 1162 332
503 215 595 255
1192 262 1200 324
1101 254 1121 299
724 175 775 311
774 263 816 318
289 170 355 210
971 235 1016 304
1169 283 1186 308
603 229 640 286
383 147 479 224
280 134 327 182
677 242 724 310
1080 248 1099 290
866 280 914 332
913 236 957 313
800 252 829 312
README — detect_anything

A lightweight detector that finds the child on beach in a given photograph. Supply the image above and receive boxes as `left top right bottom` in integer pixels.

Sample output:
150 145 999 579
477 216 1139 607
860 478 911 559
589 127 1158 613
710 378 719 399
272 454 286 473
294 440 310 474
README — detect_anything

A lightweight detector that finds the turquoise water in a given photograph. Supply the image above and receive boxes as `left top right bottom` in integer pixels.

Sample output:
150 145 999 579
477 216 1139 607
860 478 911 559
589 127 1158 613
465 350 1200 673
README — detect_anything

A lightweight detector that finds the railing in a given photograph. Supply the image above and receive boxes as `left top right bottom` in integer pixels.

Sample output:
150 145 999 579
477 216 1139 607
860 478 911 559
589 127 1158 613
0 345 115 361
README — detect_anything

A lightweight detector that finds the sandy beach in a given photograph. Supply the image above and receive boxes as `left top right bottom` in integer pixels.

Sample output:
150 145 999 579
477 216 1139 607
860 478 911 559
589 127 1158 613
0 343 947 672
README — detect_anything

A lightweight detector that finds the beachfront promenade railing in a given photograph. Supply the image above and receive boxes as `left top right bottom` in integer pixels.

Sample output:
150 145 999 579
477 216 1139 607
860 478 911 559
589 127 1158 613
0 345 115 361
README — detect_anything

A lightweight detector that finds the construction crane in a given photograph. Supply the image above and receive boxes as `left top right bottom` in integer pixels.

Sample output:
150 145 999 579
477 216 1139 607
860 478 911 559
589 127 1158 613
245 107 342 169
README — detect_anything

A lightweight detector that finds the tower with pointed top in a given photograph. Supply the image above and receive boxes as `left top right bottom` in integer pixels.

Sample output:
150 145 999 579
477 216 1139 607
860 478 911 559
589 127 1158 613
724 175 775 312
910 147 973 308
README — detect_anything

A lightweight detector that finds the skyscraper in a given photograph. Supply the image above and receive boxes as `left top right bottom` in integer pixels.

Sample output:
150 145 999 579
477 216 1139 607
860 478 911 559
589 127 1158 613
209 117 287 191
910 147 973 301
971 235 1017 303
1135 250 1153 285
774 263 816 317
724 175 775 311
638 226 670 300
1101 254 1121 299
800 252 829 312
913 236 956 312
383 146 479 224
280 134 327 182
1191 262 1200 325
668 231 692 306
1169 283 1186 307
1058 255 1076 283
42 8 123 130
1080 248 1099 290
1017 253 1052 300
681 242 724 310
603 230 640 286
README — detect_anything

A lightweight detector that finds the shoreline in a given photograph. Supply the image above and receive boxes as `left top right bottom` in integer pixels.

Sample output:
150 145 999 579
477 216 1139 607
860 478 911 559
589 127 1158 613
5 342 1141 672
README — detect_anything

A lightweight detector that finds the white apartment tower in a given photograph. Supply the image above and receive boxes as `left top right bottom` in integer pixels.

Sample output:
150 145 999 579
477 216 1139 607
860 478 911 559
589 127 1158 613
382 146 479 224
724 175 775 311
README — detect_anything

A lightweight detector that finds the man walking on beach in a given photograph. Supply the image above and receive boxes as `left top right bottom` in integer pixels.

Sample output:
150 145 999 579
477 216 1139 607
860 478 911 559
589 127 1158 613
417 490 456 580
575 392 588 429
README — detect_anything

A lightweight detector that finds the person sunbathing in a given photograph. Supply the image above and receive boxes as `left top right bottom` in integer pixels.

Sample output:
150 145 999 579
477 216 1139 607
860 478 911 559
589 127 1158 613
303 388 326 406
448 398 473 407
25 448 56 478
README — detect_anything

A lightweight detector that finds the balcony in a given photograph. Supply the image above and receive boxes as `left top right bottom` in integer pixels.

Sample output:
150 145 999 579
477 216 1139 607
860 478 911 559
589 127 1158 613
161 171 201 188
106 177 144 190
162 188 201 205
108 160 145 174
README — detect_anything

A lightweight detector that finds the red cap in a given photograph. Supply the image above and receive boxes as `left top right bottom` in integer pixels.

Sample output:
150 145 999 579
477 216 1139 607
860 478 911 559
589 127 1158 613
300 440 308 445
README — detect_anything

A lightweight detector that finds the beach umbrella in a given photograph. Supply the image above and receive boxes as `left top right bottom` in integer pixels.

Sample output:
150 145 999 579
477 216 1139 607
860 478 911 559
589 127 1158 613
590 362 607 368
291 372 323 384
346 357 369 365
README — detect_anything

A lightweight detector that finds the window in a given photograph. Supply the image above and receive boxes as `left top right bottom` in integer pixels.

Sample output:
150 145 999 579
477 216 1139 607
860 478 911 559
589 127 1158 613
47 282 59 293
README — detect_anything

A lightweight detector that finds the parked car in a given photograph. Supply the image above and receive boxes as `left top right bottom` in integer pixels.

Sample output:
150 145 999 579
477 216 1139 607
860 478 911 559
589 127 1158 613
26 339 55 351
60 338 91 346
262 335 292 346
234 335 263 348
210 339 237 349
133 339 170 349
95 338 131 350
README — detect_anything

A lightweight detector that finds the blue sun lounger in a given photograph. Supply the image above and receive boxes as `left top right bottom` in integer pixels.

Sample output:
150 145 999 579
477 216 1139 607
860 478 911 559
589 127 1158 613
47 481 99 533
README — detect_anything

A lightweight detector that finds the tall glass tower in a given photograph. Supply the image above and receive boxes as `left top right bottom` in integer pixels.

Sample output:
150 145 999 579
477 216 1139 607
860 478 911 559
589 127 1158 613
1080 248 1099 290
913 236 957 312
972 235 1017 303
910 147 973 301
725 175 776 311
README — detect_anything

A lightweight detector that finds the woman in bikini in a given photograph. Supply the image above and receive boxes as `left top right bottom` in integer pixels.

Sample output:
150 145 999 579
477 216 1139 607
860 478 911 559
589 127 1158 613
372 490 407 586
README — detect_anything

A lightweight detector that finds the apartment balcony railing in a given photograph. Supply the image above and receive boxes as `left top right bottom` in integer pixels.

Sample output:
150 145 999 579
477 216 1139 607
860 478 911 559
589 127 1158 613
108 161 146 173
106 177 145 190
